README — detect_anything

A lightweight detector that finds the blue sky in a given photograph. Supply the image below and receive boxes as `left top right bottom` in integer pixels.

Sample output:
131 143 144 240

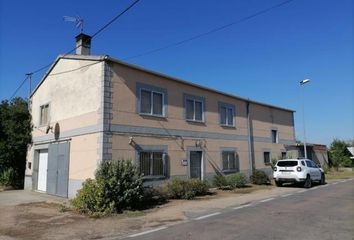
0 0 353 145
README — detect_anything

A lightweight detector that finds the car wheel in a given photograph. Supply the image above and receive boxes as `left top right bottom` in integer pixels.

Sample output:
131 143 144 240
304 175 312 188
320 173 326 185
275 181 282 187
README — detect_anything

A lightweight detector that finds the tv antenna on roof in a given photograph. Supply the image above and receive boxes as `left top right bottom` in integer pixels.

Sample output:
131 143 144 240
63 15 84 33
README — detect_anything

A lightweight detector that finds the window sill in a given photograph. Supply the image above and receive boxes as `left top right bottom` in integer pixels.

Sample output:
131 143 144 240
220 124 236 129
186 119 205 124
139 113 167 119
142 175 167 181
222 169 239 174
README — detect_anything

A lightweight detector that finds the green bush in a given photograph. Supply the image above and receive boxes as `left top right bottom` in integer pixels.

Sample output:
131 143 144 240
142 187 168 207
213 175 228 188
164 178 209 200
71 160 144 215
0 168 14 186
213 173 247 189
226 173 247 188
250 169 270 185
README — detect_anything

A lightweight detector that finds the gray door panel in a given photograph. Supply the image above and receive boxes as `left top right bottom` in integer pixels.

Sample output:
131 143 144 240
47 142 69 197
57 142 69 197
47 144 58 195
190 151 202 179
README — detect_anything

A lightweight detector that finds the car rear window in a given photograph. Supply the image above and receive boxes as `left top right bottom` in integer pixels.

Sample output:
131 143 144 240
277 161 298 167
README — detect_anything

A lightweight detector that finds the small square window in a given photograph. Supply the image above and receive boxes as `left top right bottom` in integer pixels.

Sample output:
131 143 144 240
281 152 287 159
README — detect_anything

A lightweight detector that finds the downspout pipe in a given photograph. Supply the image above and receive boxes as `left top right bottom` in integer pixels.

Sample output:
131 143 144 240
246 100 254 177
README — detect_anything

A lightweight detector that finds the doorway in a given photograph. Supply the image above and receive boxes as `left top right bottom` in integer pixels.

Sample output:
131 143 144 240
189 151 202 179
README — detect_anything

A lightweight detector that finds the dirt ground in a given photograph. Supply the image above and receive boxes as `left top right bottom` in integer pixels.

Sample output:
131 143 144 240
0 185 300 240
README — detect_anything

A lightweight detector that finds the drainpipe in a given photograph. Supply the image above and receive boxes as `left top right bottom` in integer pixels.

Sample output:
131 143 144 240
246 101 254 177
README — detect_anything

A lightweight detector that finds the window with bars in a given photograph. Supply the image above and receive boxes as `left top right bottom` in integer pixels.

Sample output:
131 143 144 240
139 151 165 177
140 89 164 116
219 102 235 127
185 95 204 122
222 151 238 171
39 104 49 125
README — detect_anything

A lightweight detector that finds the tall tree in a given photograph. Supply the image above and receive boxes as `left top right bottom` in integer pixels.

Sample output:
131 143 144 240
0 97 32 188
328 139 352 169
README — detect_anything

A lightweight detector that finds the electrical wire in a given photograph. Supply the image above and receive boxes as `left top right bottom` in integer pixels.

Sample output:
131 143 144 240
9 75 29 100
8 0 141 99
91 0 141 38
123 0 295 60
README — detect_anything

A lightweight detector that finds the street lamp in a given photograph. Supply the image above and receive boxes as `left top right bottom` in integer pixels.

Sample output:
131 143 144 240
299 79 310 159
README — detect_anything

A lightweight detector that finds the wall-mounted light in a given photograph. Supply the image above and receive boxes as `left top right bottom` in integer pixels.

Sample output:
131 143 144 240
129 136 135 145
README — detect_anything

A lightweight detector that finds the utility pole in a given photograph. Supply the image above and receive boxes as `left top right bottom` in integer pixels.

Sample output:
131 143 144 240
26 72 33 111
299 79 310 159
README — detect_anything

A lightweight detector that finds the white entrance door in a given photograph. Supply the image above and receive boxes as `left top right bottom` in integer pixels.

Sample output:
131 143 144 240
37 150 48 192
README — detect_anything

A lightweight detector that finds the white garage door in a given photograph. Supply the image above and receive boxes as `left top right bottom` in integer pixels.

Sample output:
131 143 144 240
37 150 48 192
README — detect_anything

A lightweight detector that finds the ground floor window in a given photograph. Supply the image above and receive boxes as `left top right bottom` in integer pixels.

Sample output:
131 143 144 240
139 151 164 177
264 152 271 165
222 151 239 171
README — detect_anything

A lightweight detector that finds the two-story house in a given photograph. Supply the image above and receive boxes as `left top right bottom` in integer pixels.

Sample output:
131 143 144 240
24 34 295 198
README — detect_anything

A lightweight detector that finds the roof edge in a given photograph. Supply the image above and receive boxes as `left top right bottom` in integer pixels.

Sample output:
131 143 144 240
30 54 295 113
106 56 296 112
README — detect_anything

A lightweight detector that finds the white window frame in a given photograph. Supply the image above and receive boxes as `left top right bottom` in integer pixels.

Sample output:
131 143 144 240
271 129 278 143
219 102 235 127
185 95 205 122
39 103 50 126
139 88 165 117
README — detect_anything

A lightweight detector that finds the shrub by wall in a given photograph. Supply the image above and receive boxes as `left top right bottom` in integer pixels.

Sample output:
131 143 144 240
213 173 247 189
71 160 144 215
250 169 270 185
163 178 210 200
226 173 247 188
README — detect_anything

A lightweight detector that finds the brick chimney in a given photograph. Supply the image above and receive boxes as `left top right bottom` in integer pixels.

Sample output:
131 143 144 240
75 33 92 55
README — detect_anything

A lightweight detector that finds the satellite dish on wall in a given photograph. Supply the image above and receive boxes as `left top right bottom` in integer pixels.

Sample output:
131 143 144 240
54 122 60 141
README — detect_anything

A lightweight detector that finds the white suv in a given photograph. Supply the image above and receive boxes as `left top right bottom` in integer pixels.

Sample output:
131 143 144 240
273 159 325 188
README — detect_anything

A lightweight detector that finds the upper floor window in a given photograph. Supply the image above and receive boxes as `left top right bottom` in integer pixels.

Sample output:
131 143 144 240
141 89 163 115
271 129 278 143
137 83 167 117
184 94 205 122
39 104 49 125
219 102 235 127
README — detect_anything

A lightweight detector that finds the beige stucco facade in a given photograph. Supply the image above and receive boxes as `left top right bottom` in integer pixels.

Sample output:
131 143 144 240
25 54 295 198
25 57 105 197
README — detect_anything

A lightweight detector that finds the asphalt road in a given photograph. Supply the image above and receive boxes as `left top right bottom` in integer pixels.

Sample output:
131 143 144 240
125 179 354 240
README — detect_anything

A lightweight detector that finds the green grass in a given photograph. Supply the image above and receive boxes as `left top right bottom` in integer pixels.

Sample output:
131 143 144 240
326 170 354 180
233 184 274 194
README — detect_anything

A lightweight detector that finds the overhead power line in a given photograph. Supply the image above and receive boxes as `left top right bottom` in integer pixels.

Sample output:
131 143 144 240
9 75 29 100
9 0 141 100
123 0 295 60
92 0 140 38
